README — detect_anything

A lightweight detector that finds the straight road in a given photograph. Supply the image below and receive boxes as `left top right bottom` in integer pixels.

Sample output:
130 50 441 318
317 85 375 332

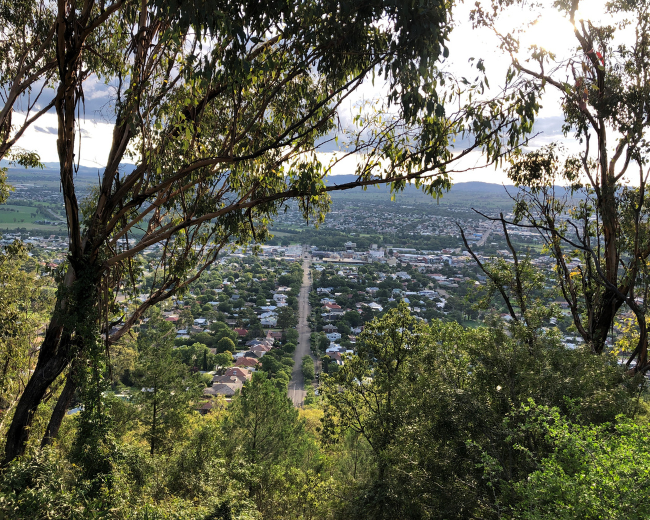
288 250 313 406
476 220 497 247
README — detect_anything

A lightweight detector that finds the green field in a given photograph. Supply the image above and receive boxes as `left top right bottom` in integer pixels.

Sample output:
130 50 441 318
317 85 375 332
0 205 37 224
0 204 66 231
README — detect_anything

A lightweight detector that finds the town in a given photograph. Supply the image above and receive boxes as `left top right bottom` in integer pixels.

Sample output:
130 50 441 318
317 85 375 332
1 181 622 414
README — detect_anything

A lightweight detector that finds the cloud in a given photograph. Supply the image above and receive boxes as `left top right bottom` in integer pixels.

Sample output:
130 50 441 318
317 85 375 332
531 116 566 139
34 126 58 135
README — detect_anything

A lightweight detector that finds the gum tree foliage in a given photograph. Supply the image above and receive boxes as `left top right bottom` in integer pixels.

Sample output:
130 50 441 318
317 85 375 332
2 0 539 464
460 217 559 344
132 315 202 457
0 242 51 425
0 0 58 201
301 355 315 382
469 1 650 369
221 374 308 511
506 403 650 520
321 303 636 519
276 306 298 331
216 336 236 354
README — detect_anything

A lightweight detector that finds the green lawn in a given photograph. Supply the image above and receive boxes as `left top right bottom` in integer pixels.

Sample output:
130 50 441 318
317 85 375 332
0 204 38 224
0 204 66 231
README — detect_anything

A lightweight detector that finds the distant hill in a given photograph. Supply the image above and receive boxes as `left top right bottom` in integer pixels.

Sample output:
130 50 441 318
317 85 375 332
324 174 513 192
323 175 519 208
0 162 568 211
1 161 138 189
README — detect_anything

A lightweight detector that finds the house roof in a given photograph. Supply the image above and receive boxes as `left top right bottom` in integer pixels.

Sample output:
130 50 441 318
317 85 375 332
212 374 239 383
235 357 260 367
197 401 217 413
204 383 239 397
225 367 252 381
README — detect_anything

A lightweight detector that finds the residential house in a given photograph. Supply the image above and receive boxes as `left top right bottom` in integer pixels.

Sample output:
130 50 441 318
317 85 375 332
325 352 343 365
234 328 248 338
235 357 260 368
204 381 241 398
250 344 270 357
261 316 277 327
224 367 253 382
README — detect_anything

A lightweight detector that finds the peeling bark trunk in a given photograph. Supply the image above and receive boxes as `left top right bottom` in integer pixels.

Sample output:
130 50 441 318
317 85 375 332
3 327 71 463
590 289 624 354
41 367 77 448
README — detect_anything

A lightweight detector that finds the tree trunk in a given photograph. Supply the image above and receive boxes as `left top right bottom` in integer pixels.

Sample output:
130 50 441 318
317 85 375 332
41 367 77 448
3 265 83 464
150 398 157 457
590 288 625 354
3 327 71 464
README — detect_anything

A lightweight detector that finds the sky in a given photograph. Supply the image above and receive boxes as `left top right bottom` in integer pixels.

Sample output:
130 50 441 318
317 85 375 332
11 0 614 186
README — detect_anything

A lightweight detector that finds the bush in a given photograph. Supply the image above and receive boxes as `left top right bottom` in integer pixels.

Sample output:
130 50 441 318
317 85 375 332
301 355 315 381
283 328 299 344
216 337 236 353
509 404 650 519
282 342 296 354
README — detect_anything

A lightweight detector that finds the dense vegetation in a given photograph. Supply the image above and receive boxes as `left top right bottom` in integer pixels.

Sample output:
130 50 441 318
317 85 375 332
0 304 646 519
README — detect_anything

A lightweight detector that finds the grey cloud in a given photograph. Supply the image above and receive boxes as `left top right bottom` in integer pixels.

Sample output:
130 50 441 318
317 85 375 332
531 116 566 139
18 80 117 123
35 126 58 135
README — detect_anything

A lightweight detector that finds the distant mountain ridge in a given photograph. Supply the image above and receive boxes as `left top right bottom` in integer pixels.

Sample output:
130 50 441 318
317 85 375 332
324 175 516 193
1 161 136 179
3 163 518 192
3 162 574 202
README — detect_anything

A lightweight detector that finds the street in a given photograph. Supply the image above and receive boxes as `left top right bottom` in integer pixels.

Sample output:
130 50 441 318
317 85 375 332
288 249 313 406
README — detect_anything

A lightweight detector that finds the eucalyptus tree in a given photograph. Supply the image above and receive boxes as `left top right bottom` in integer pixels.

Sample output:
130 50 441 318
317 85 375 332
322 303 635 519
469 0 650 369
132 313 202 457
0 242 51 429
2 0 538 464
0 0 57 177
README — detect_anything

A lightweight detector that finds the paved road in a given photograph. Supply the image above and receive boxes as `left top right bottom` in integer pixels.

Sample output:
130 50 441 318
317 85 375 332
288 251 313 407
477 221 498 247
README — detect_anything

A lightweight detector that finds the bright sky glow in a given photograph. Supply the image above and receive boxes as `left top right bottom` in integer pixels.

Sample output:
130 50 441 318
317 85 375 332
10 0 620 187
